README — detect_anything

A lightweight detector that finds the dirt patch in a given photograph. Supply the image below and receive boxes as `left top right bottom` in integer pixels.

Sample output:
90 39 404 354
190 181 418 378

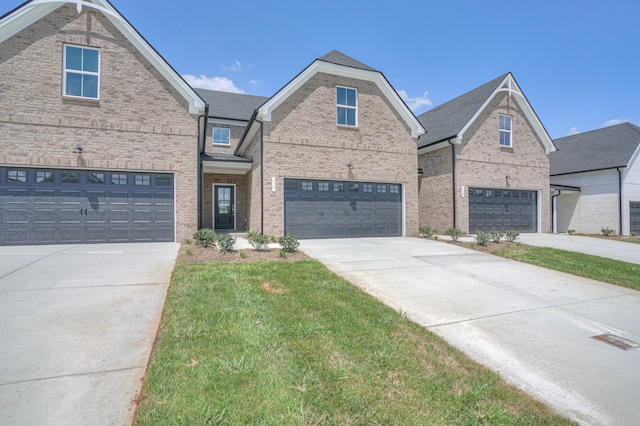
178 243 309 264
260 282 285 294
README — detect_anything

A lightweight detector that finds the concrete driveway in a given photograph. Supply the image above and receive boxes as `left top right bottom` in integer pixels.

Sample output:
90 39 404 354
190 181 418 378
519 233 640 265
300 237 640 426
0 243 179 426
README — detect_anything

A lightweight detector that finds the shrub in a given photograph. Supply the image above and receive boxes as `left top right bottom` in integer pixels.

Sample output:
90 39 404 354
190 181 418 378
444 227 463 242
475 231 490 246
601 227 616 237
193 228 217 248
489 228 504 244
279 233 300 253
246 230 271 251
505 230 520 242
279 250 287 258
632 232 638 237
184 238 193 245
216 234 236 253
567 229 576 235
185 248 193 256
418 226 437 239
239 251 247 259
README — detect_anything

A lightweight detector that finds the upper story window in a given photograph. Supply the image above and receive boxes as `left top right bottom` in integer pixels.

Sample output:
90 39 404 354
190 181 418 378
213 127 231 145
63 45 100 99
337 86 357 126
499 115 512 147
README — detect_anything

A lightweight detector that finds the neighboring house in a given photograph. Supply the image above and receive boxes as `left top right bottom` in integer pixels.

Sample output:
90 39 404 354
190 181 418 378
196 51 424 238
0 0 206 245
550 123 640 236
416 73 556 234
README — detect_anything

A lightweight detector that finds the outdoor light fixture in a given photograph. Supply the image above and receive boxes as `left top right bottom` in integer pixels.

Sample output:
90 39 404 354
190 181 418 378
347 162 354 169
418 168 424 176
72 145 83 154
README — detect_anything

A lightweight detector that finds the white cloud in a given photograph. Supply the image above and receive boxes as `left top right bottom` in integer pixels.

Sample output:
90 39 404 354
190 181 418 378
602 117 630 127
398 90 432 112
249 79 259 85
182 74 244 93
567 126 579 136
222 60 242 72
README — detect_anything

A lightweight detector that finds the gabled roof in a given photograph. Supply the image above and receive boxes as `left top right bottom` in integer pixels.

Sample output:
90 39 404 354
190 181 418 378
0 0 205 114
550 123 640 175
235 50 425 155
195 89 268 122
417 73 555 154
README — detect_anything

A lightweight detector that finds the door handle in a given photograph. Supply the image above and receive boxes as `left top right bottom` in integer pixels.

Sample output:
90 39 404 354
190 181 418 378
80 208 88 215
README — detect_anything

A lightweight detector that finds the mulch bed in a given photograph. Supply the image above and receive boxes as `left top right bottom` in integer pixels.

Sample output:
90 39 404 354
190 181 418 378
177 243 310 264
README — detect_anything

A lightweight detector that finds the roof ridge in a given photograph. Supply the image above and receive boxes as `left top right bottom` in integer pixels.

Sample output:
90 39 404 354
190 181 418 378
555 122 638 142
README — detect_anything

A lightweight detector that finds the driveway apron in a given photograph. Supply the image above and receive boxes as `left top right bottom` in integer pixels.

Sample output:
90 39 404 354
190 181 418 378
300 237 640 426
0 243 179 426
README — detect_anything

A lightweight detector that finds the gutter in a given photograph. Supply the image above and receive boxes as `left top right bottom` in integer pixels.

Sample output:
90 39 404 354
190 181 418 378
449 139 457 229
551 190 561 233
197 104 209 230
255 117 265 235
617 167 623 234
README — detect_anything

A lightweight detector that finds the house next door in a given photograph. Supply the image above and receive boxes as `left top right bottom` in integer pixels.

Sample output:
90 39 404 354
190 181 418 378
214 185 235 230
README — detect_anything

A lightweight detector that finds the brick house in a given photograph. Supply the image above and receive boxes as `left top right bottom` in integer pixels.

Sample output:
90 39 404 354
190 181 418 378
550 123 640 236
416 73 556 234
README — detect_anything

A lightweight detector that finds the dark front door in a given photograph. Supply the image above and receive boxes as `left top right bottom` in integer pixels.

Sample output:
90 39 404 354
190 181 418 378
214 185 235 230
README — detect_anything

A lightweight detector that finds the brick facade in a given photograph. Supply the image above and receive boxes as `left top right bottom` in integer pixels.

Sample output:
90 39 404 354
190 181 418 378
0 5 199 241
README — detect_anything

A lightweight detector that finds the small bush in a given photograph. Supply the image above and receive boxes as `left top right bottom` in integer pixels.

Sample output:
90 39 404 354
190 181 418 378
279 250 287 258
475 231 490 246
239 251 247 259
185 248 193 256
505 230 520 242
246 230 271 251
418 226 437 239
489 228 504 244
444 227 463 242
193 228 217 248
567 229 576 235
279 233 300 253
632 232 638 237
601 227 616 237
216 234 236 253
184 238 192 245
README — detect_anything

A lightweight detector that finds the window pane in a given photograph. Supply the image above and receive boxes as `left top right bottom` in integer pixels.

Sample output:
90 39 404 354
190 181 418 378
500 131 511 146
66 73 83 96
88 173 105 184
66 46 82 71
333 183 344 192
346 88 356 106
213 128 230 144
37 171 54 183
377 185 387 193
337 87 346 105
61 172 79 183
302 181 313 191
8 170 27 182
83 49 99 72
135 175 150 186
83 75 98 98
349 183 359 192
318 182 329 191
390 185 399 194
112 174 127 185
337 107 347 125
346 108 356 126
156 175 171 186
363 184 372 193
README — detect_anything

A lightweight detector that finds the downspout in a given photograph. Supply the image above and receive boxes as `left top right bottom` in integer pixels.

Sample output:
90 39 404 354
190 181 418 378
449 140 457 228
617 168 623 234
255 117 265 235
551 190 561 234
197 104 209 230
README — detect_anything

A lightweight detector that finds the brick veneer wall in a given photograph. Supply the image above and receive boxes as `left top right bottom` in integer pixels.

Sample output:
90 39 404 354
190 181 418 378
0 5 199 241
418 146 454 232
242 72 419 237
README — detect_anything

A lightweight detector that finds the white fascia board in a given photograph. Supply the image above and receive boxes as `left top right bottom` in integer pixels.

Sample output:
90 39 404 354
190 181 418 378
235 119 260 156
258 61 425 139
202 160 252 175
1 1 205 115
208 118 249 127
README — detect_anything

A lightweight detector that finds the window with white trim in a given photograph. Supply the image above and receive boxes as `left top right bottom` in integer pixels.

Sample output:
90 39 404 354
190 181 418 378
63 45 100 99
499 115 512 147
337 86 357 126
213 127 231 145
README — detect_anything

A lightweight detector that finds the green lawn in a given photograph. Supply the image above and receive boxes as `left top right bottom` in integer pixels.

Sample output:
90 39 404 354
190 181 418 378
492 246 640 290
134 260 573 425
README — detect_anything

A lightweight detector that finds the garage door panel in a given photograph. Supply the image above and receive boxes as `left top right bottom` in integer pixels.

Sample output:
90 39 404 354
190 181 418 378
0 168 175 245
284 178 402 239
469 187 537 233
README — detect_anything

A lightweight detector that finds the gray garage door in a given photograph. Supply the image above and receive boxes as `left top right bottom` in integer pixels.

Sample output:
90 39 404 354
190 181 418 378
631 202 640 234
284 178 402 239
0 167 174 245
469 187 537 233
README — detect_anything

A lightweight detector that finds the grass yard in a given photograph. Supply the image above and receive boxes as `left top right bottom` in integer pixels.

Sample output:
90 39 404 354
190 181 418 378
492 246 640 291
135 260 573 425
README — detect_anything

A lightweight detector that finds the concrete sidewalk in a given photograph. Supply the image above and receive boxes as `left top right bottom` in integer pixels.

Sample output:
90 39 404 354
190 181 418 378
519 233 640 265
0 243 180 426
300 237 640 426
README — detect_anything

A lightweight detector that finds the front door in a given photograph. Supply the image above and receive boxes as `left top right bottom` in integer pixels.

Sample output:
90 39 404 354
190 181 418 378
214 185 235 230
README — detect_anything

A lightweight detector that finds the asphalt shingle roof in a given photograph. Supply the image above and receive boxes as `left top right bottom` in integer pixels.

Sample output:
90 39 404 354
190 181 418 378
550 123 640 175
317 50 378 72
417 73 509 148
194 88 268 121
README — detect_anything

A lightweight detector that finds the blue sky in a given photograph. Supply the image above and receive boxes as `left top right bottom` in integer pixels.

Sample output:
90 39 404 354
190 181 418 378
2 0 638 138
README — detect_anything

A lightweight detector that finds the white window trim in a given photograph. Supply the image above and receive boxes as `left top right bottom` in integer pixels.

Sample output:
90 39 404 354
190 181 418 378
212 127 231 145
499 114 512 147
337 86 358 127
63 44 100 100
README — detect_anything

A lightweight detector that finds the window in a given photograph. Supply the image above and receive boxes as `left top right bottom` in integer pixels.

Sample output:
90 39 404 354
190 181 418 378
64 45 99 99
390 185 400 194
135 175 150 186
88 173 105 184
318 182 329 192
36 171 54 183
333 183 344 192
349 183 359 192
61 172 79 183
156 175 172 186
213 127 231 145
363 184 373 193
377 184 387 194
302 181 313 191
499 115 512 147
111 174 127 185
8 170 27 183
285 180 298 191
337 86 357 126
